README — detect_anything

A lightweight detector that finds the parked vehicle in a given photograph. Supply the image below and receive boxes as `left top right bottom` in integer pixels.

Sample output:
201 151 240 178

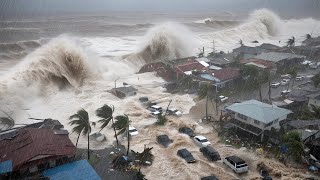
178 127 195 137
200 175 219 180
128 126 139 136
309 62 319 69
150 111 161 117
139 97 149 102
167 108 182 116
200 146 221 161
156 135 173 148
280 79 290 86
281 74 291 79
271 82 280 88
295 75 305 81
149 105 162 112
177 148 196 163
219 95 228 102
261 168 272 180
223 156 248 173
194 135 211 147
281 90 291 96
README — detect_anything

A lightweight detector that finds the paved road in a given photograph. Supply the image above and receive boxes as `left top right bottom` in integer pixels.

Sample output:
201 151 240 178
227 68 320 102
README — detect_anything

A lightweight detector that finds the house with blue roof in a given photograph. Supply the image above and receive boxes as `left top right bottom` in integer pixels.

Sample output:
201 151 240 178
226 100 292 141
43 160 101 180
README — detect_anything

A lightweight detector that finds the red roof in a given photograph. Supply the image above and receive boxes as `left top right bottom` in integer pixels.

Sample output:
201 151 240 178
0 128 76 170
174 60 206 74
211 68 240 81
240 59 274 69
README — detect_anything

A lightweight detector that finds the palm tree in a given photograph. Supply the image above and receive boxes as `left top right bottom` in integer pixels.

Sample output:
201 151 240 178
299 104 320 120
283 132 304 162
131 146 154 166
155 113 167 126
286 36 295 47
239 39 244 47
306 34 311 40
136 169 147 180
96 104 119 147
69 109 95 159
113 115 130 156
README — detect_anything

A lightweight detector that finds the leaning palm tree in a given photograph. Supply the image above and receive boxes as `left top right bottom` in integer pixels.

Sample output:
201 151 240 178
131 146 154 166
96 104 119 147
286 36 295 47
113 115 130 156
306 34 311 40
69 109 95 159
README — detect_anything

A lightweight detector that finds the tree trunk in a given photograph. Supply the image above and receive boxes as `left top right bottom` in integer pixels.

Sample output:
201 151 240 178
112 118 119 147
205 95 208 120
87 132 90 160
164 100 172 118
292 79 295 88
126 125 130 156
259 86 262 101
76 133 80 147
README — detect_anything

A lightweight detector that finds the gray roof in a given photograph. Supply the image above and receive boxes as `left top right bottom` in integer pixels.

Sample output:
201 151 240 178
114 86 137 94
254 52 305 63
258 43 280 50
226 100 292 124
233 46 264 55
287 119 320 129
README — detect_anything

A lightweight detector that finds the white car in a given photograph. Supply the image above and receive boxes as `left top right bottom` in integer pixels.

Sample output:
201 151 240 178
281 74 292 79
193 135 211 147
296 75 305 81
167 108 182 116
149 105 162 112
280 79 290 86
150 111 161 116
281 90 291 96
219 95 229 102
129 126 139 136
271 82 280 88
223 156 248 174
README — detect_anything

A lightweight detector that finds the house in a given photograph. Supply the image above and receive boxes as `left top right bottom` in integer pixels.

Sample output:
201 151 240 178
308 92 320 107
207 52 235 67
253 52 305 70
111 86 137 99
43 160 101 180
240 59 274 70
226 100 292 141
233 46 265 56
200 68 240 89
0 128 76 178
257 43 280 51
284 120 320 131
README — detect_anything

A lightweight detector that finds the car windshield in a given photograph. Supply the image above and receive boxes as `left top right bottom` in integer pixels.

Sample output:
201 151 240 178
129 129 137 132
236 163 248 168
200 139 208 142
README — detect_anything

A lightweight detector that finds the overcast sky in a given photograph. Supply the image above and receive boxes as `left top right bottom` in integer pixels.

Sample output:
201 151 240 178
0 0 319 18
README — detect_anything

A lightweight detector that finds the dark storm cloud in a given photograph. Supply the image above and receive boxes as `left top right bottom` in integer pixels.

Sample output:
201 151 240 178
0 0 319 18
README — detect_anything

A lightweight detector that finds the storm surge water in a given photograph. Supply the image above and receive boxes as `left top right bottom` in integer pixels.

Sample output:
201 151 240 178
126 22 199 65
201 9 282 51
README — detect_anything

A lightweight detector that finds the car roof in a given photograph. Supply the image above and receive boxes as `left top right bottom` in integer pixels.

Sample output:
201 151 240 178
169 108 177 111
152 111 160 114
151 105 161 108
195 135 207 140
129 126 136 130
178 148 190 154
226 156 246 164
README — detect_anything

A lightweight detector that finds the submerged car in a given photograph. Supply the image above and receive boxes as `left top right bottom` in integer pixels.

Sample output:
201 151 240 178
178 127 195 137
281 74 292 79
295 75 305 81
194 135 211 147
223 156 248 173
128 126 139 136
177 148 196 163
200 146 221 161
167 108 182 116
201 176 219 180
280 79 290 86
156 135 173 148
271 82 280 88
219 95 228 102
149 105 162 113
150 111 161 116
261 168 272 180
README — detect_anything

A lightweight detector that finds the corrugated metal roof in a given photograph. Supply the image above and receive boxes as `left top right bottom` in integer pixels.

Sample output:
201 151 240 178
0 160 12 174
43 160 101 180
226 100 292 124
254 52 305 63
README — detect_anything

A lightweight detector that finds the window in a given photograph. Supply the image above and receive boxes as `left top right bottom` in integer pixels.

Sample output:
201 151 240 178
254 120 260 125
237 113 248 120
265 122 273 127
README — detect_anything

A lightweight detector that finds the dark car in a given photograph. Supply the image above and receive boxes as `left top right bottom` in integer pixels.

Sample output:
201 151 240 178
261 168 272 180
156 135 173 148
201 175 219 180
177 148 196 163
200 146 221 161
178 127 195 137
